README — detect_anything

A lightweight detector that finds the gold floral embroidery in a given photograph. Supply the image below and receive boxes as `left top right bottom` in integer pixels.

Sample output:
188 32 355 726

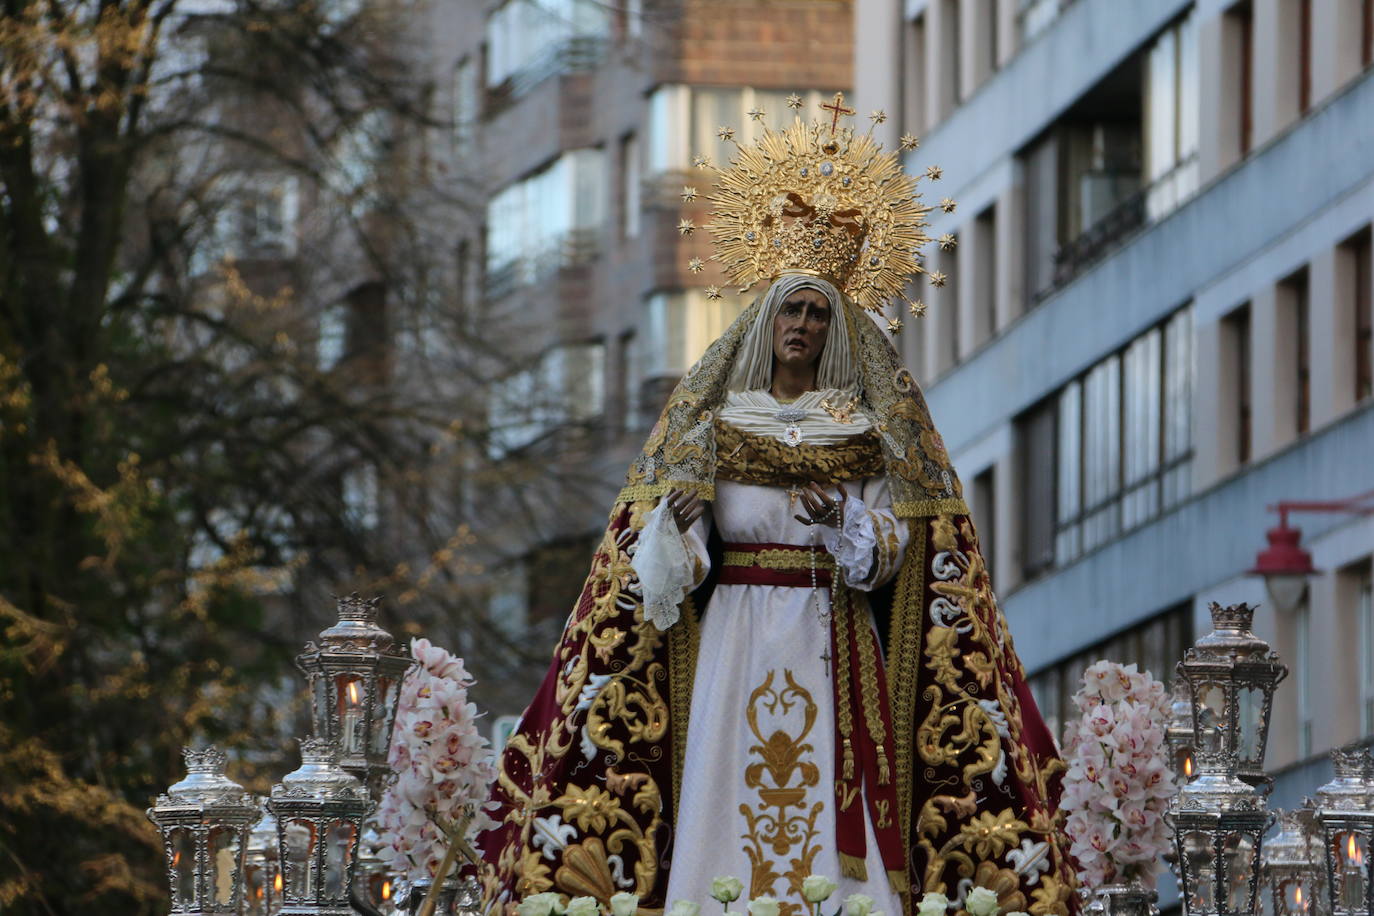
721 547 836 571
739 670 823 916
714 419 885 489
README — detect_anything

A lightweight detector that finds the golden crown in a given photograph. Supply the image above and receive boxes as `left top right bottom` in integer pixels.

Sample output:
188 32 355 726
681 93 955 327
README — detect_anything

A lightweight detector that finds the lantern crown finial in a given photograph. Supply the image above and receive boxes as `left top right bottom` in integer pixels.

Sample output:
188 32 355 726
337 591 382 623
1209 601 1257 634
182 745 229 774
1331 745 1373 780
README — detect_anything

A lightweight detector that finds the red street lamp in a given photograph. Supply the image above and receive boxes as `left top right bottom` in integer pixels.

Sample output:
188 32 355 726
1248 492 1374 615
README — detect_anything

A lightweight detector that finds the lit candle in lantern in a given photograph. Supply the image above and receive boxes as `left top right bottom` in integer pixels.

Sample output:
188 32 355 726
341 679 362 754
381 879 392 900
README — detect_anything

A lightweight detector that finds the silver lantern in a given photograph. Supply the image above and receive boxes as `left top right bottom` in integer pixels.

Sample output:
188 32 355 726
296 593 414 796
1166 678 1198 785
1264 808 1328 916
1314 746 1374 916
243 809 283 915
265 738 374 916
147 747 260 915
1168 751 1274 916
353 824 395 912
1177 602 1289 787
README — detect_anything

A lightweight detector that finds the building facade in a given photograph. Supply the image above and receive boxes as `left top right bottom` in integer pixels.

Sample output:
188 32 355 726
446 0 853 710
854 0 1374 833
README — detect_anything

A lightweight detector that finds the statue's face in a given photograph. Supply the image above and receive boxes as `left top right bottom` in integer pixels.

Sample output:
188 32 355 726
771 287 831 372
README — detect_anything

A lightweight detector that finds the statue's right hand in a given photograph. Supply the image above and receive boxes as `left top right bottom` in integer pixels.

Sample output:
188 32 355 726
665 488 706 534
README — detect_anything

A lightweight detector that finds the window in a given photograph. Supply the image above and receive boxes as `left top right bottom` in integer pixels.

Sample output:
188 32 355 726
1145 11 1200 219
645 86 842 175
485 0 610 88
940 0 961 113
454 56 479 153
620 133 641 239
643 289 747 376
1229 2 1254 157
1027 603 1193 748
1017 0 1061 46
1356 561 1374 734
485 149 607 291
617 329 639 430
1364 0 1373 68
318 304 349 370
974 207 997 343
1298 0 1312 114
1036 305 1193 570
1224 303 1252 465
972 468 996 575
1281 268 1311 436
903 15 928 135
1295 597 1313 757
937 238 960 368
1018 396 1057 580
1349 228 1372 402
343 464 380 530
487 340 607 456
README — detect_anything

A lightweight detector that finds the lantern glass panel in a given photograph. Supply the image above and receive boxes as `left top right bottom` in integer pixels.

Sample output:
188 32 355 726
1185 830 1217 912
285 819 316 898
1278 878 1312 916
208 826 239 905
336 675 366 756
244 863 266 915
1224 832 1257 912
171 827 196 906
1335 831 1368 909
323 820 355 898
370 676 397 756
311 675 328 736
1238 685 1265 764
1197 682 1228 751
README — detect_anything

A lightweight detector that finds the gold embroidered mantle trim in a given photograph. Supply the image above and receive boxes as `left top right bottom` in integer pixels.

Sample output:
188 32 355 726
714 420 885 488
721 548 836 571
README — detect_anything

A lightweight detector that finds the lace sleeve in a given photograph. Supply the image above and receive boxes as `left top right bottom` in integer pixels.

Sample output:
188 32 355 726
631 501 709 631
819 494 878 588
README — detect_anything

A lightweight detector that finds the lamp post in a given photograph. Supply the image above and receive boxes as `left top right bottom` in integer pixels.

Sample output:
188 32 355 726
1176 602 1288 788
1265 808 1328 916
1248 492 1374 614
296 594 414 797
1314 746 1374 916
1169 751 1274 916
266 738 374 916
147 747 261 915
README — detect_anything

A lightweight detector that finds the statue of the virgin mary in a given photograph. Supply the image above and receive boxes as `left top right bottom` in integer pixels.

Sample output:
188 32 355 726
476 109 1077 916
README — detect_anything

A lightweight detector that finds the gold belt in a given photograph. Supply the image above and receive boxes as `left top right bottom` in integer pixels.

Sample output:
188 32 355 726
720 545 835 571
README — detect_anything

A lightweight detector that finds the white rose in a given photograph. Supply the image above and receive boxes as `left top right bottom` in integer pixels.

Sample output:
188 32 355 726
845 894 875 916
610 892 639 916
670 902 702 916
917 892 949 916
711 877 744 904
1007 911 1031 916
567 898 600 916
802 876 839 904
518 893 565 916
965 888 1000 916
748 897 781 916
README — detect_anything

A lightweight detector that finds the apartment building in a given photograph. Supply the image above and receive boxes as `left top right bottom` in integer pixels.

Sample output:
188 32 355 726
448 0 853 706
855 0 1374 828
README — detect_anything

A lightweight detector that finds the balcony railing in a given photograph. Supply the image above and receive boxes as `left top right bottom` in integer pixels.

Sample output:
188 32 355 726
485 36 608 115
1038 155 1200 301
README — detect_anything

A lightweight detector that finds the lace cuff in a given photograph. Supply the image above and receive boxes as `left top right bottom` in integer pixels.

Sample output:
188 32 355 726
631 502 696 631
820 495 878 588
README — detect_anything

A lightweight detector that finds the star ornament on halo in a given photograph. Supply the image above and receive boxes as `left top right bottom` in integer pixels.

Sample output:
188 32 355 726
705 286 723 300
899 134 920 151
941 197 957 213
681 186 698 202
785 93 803 110
938 233 957 251
886 316 903 333
908 299 927 318
692 154 712 169
717 125 736 142
929 271 947 288
678 219 696 236
746 107 765 122
868 109 887 124
925 164 943 180
688 257 705 273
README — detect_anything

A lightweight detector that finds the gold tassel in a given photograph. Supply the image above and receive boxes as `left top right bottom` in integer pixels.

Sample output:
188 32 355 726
843 738 855 781
886 869 910 895
877 744 891 785
840 853 868 881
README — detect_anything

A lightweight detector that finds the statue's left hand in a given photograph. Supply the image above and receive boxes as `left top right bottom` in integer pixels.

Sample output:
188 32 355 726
794 481 846 528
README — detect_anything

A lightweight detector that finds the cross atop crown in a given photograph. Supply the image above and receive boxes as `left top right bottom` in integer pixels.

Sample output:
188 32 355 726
820 91 856 135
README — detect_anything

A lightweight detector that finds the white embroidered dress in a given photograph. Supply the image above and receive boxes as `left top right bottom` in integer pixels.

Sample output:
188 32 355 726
633 390 911 914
